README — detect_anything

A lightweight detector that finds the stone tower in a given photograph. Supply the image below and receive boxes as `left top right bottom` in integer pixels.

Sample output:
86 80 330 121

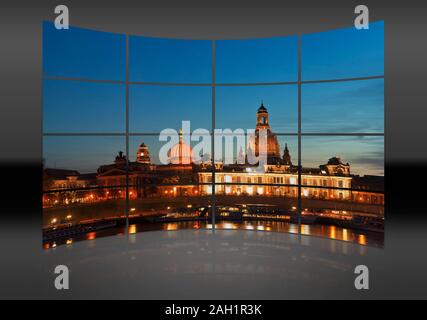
247 102 281 164
136 142 151 164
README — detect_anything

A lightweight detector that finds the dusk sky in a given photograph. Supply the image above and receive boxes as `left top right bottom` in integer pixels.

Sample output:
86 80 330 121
43 21 384 176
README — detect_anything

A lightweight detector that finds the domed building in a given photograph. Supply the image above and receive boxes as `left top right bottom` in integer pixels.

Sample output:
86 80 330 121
92 103 383 206
247 102 282 164
168 129 192 165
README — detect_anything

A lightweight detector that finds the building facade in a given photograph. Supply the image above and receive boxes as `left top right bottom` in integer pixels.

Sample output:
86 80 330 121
43 103 384 207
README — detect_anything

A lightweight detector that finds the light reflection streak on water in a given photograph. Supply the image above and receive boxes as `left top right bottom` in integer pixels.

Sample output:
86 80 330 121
86 232 96 241
128 224 136 234
44 220 382 248
343 228 348 242
329 226 336 240
301 224 310 235
358 234 367 245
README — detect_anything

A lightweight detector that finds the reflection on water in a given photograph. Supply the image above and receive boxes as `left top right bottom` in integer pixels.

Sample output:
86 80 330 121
86 232 96 241
165 223 178 231
212 221 381 247
358 234 367 245
44 219 384 249
329 226 336 240
129 224 137 234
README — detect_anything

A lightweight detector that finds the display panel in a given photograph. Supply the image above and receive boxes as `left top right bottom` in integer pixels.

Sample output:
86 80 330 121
300 136 384 246
301 21 384 81
42 21 384 248
129 85 212 133
216 36 298 83
43 136 127 247
127 135 214 233
43 21 126 81
129 36 212 83
216 85 298 133
43 80 126 133
302 79 384 133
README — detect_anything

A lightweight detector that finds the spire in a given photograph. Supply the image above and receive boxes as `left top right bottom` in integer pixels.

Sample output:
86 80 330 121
258 101 267 113
237 146 245 164
282 143 292 165
179 128 183 163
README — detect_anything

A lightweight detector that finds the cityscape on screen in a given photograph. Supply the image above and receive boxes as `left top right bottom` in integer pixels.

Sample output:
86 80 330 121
42 21 384 248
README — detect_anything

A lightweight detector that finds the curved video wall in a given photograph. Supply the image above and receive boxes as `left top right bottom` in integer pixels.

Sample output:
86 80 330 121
42 21 384 248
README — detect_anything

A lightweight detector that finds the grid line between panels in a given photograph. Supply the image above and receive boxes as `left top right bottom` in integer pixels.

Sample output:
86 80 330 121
211 39 216 230
42 132 384 136
42 75 384 86
297 34 302 231
125 33 130 235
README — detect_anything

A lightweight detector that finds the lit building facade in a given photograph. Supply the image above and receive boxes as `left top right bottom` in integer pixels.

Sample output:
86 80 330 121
43 103 384 207
197 104 355 200
198 170 352 200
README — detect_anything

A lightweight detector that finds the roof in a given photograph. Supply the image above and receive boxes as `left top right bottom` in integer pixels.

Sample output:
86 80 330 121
77 173 98 181
327 156 348 165
301 167 323 175
352 175 384 191
44 168 80 179
44 168 98 182
257 102 267 113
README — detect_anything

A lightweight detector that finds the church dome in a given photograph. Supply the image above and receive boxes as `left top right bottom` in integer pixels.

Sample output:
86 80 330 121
247 129 281 159
168 140 192 164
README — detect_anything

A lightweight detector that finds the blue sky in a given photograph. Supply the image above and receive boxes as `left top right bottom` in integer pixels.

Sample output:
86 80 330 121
302 21 384 80
216 85 298 133
43 21 126 81
129 36 212 83
302 78 384 133
43 80 126 133
129 85 212 132
43 21 384 175
216 36 298 83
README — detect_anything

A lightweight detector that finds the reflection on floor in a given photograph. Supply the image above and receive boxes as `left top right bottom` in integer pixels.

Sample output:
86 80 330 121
42 229 384 299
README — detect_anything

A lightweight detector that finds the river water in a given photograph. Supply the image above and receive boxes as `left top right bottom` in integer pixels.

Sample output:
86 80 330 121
43 219 384 249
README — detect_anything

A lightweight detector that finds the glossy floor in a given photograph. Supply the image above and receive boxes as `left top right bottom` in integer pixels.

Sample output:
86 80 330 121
41 229 385 299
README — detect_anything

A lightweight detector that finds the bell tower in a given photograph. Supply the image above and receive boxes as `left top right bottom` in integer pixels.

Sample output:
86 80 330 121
248 102 281 165
256 101 270 130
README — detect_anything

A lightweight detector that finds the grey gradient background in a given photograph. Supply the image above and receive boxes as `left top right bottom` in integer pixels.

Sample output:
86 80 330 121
0 0 426 299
